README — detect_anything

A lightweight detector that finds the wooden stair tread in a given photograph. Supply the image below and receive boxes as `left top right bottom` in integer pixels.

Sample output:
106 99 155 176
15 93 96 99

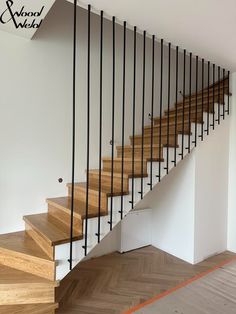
69 182 129 196
102 157 147 162
89 169 148 178
23 213 83 246
116 144 162 149
0 264 57 286
144 120 203 129
130 130 191 139
89 169 129 178
47 196 108 219
165 105 215 116
0 303 58 314
0 231 52 261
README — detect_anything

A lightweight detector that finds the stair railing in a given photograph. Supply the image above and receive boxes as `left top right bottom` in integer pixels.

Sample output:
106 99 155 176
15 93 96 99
68 2 231 269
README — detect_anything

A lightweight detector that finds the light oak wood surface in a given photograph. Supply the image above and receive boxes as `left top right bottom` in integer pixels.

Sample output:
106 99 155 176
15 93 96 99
56 247 235 314
0 231 56 281
24 213 83 246
0 264 58 305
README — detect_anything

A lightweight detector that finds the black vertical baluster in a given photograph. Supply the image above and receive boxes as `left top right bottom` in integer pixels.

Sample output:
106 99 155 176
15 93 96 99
120 21 126 219
222 68 225 119
140 31 146 199
217 66 220 124
187 53 192 153
157 39 163 181
200 58 204 140
109 16 115 230
193 56 198 146
149 35 155 189
165 43 171 173
206 61 210 135
180 49 186 159
69 0 77 270
96 10 103 243
173 46 178 166
84 4 91 256
227 71 230 115
212 64 215 129
130 26 137 207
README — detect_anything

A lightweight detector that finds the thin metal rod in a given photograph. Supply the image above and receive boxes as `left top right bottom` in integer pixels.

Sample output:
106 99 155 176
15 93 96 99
120 21 126 219
149 35 155 189
217 66 220 124
131 26 137 207
180 49 186 159
157 39 164 181
173 46 178 166
227 71 230 115
212 64 215 129
140 30 146 199
200 58 204 140
187 53 192 153
69 0 77 270
194 56 198 147
222 68 225 119
109 16 116 230
165 43 171 173
206 61 210 135
96 10 103 243
84 4 91 256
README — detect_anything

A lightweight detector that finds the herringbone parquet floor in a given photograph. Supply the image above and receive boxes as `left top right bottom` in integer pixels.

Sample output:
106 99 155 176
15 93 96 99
56 246 235 314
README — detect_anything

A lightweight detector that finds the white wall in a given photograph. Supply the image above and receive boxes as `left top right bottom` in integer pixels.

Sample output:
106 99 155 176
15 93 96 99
194 117 230 263
72 0 236 71
0 1 72 233
138 154 196 263
85 223 121 259
228 73 236 252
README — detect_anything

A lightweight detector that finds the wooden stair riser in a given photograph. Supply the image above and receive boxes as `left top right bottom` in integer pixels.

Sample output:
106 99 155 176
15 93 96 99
0 304 58 314
130 134 179 146
154 112 204 125
180 92 225 106
175 97 224 112
48 204 82 234
116 146 163 160
0 283 56 305
103 159 147 175
68 186 107 211
88 172 129 193
166 104 216 119
25 224 55 260
144 123 190 136
165 106 213 119
183 85 228 102
0 248 55 281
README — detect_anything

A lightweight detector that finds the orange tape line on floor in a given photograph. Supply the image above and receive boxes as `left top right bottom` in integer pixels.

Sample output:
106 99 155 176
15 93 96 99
123 256 236 314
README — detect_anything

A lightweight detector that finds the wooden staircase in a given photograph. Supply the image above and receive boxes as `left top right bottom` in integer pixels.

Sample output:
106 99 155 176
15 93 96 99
0 78 230 313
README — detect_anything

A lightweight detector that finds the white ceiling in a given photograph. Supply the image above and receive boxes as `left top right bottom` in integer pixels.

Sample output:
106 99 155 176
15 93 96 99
76 0 236 71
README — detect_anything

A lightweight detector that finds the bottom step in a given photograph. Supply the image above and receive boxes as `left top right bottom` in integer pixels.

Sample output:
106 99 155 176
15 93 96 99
0 303 58 313
0 264 58 305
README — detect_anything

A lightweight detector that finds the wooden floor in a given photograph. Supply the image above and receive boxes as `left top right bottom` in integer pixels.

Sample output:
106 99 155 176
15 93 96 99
56 246 235 314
